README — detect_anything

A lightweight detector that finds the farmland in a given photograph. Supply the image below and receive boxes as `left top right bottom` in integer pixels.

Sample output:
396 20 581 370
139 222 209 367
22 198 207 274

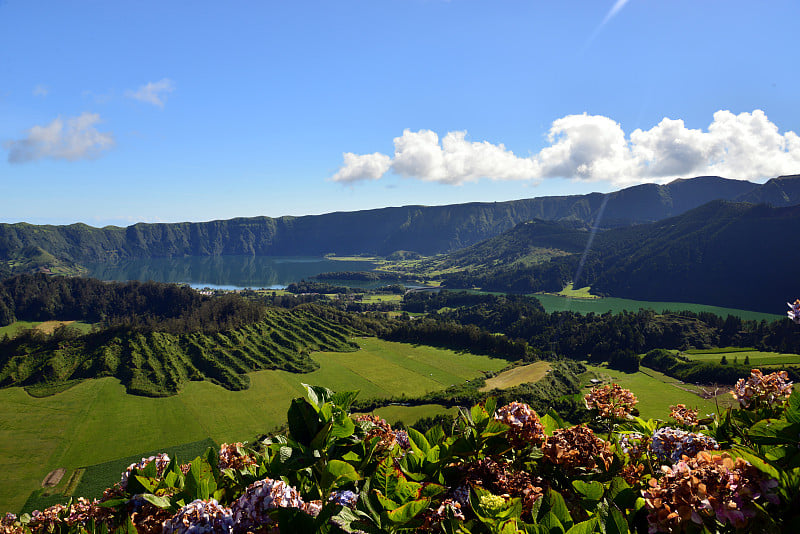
683 348 800 367
0 337 506 513
581 364 728 419
480 361 551 392
532 293 784 322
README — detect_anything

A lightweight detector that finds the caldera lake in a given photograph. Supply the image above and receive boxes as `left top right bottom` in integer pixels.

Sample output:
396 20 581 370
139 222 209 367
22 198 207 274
84 255 384 289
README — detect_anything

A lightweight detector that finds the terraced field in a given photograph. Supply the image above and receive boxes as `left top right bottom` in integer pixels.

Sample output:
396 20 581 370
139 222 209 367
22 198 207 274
0 337 506 513
683 349 800 367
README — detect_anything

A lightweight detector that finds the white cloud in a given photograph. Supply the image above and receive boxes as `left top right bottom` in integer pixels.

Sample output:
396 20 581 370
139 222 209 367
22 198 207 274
33 85 48 97
331 110 800 187
125 78 175 108
331 152 392 183
4 112 114 163
333 129 538 185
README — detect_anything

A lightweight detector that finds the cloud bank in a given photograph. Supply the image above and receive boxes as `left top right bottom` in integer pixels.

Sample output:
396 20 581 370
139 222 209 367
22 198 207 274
331 110 800 186
126 78 175 108
5 112 114 163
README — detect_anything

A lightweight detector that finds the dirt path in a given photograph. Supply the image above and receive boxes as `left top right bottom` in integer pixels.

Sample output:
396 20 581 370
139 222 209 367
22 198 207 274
42 468 65 488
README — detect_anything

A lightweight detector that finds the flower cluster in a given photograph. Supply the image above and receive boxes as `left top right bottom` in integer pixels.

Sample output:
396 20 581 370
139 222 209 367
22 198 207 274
788 299 800 324
0 513 17 534
650 427 719 464
617 432 649 458
643 451 778 533
542 425 613 472
461 458 545 514
584 383 639 419
328 490 358 508
731 369 793 409
669 404 699 426
231 478 306 531
354 414 397 451
419 499 465 531
218 442 257 471
25 498 111 533
119 453 171 489
493 401 546 447
163 499 234 534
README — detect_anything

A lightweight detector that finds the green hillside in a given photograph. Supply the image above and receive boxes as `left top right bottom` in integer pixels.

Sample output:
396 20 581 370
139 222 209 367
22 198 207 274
0 308 360 397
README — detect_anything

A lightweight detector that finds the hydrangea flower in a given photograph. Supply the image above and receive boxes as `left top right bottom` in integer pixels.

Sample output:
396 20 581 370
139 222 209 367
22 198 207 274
650 427 719 464
218 442 257 471
393 430 410 449
731 369 793 409
354 414 397 451
788 299 800 324
542 425 612 472
231 478 306 532
328 490 359 508
493 401 545 447
643 451 779 533
584 383 638 419
119 453 171 490
669 404 699 426
419 498 465 530
617 432 649 458
163 499 234 534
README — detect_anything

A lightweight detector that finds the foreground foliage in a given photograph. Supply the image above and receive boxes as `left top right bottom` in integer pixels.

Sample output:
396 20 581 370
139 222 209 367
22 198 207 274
4 369 799 533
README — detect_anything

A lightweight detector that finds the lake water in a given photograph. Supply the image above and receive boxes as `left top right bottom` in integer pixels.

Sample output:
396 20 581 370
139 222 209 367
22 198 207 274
84 256 381 289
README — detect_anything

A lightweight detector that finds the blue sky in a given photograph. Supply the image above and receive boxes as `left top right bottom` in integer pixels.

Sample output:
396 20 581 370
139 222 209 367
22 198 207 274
1 0 798 227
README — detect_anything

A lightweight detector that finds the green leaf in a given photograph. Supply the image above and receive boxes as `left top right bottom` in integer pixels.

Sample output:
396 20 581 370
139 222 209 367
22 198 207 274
732 446 781 479
141 493 171 509
539 489 573 529
749 419 800 445
373 457 403 497
331 390 360 411
331 411 356 439
287 398 323 447
471 404 490 424
571 480 603 501
303 383 335 409
374 490 400 512
566 518 599 534
786 389 800 424
407 428 431 455
385 498 431 524
538 511 566 534
323 460 362 491
424 425 446 446
483 397 497 416
540 414 561 436
605 508 628 534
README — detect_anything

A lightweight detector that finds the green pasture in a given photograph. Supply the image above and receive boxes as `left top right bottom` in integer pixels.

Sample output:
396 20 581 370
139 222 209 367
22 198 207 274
682 349 800 367
0 320 93 339
581 364 727 420
0 338 505 513
555 284 599 299
373 404 457 427
532 294 784 322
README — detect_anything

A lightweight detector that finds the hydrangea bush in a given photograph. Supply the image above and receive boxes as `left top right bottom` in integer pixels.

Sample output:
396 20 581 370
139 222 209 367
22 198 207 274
4 373 799 533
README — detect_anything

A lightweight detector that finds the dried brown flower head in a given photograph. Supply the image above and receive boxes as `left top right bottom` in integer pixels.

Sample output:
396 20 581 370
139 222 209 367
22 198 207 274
493 401 546 448
218 442 258 471
669 404 699 426
542 425 613 472
731 369 793 409
585 383 638 419
354 414 397 451
643 451 778 533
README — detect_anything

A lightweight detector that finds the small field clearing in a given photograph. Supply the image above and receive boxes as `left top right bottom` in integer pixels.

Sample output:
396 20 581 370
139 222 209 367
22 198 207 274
480 361 551 391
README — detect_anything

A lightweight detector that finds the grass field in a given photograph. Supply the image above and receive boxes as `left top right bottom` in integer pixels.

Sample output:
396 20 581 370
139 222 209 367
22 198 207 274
555 284 599 299
0 338 506 513
480 361 551 391
683 349 800 367
0 320 93 339
532 294 784 322
357 294 404 304
373 404 457 426
581 364 728 420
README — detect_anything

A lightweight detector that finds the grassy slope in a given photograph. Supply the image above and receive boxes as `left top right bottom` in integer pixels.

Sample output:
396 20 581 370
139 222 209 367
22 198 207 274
533 294 784 322
0 338 506 512
683 350 800 366
480 362 551 392
581 364 726 419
